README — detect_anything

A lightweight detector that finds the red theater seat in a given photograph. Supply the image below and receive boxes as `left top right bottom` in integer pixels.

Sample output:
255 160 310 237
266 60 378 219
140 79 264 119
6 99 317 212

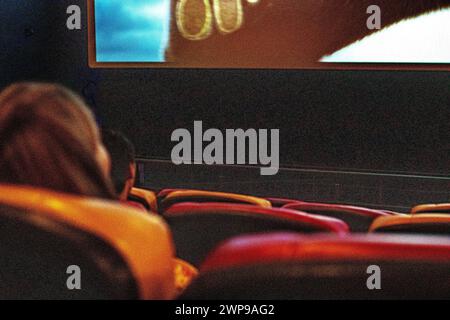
164 203 349 267
284 202 390 232
181 233 450 300
266 197 305 207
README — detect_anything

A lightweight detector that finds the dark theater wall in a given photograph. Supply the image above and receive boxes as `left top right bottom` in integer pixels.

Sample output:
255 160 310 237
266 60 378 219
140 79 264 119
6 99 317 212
0 1 52 84
2 0 450 178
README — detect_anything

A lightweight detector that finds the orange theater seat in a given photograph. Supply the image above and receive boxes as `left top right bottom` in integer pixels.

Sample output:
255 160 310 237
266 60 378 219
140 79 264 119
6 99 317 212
164 202 349 267
174 258 198 295
381 210 405 215
158 188 184 199
284 202 391 232
370 214 450 235
157 188 187 211
0 185 176 300
129 187 158 212
160 189 272 212
181 233 450 300
411 203 450 214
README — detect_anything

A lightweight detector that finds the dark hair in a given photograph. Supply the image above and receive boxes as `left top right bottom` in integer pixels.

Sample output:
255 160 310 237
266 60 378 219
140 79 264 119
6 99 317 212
0 82 116 199
101 129 136 196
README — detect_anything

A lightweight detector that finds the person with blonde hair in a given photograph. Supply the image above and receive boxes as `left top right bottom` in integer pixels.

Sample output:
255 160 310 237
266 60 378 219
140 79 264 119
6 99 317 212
0 82 115 199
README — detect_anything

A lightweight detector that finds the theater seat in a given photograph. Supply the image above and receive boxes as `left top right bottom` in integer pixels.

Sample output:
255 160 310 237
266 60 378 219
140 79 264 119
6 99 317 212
129 187 158 212
381 210 405 215
164 203 349 267
174 258 198 295
158 188 183 200
160 190 272 212
370 214 450 235
0 185 176 300
266 197 304 208
180 233 450 300
411 203 450 214
284 202 390 232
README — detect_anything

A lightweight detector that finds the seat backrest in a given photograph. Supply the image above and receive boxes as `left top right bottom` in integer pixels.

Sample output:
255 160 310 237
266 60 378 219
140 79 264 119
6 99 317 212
158 188 183 199
164 203 349 267
370 214 450 235
181 233 450 300
129 187 158 212
266 197 304 207
411 203 450 214
284 202 390 232
0 204 137 299
174 258 198 295
160 190 272 212
0 185 176 299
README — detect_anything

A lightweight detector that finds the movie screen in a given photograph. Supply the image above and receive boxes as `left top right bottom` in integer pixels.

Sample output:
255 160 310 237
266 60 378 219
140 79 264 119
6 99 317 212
90 0 450 68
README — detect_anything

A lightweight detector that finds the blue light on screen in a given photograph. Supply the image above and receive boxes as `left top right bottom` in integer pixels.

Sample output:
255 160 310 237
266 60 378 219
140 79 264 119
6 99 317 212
95 0 171 63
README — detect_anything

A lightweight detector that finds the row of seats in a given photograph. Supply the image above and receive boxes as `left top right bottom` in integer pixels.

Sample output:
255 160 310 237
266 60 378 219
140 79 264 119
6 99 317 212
127 187 450 299
3 184 450 299
133 188 450 234
130 187 450 263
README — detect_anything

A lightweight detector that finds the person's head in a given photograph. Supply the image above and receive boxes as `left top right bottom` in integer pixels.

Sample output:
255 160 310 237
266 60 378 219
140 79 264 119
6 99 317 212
101 129 136 201
0 82 115 199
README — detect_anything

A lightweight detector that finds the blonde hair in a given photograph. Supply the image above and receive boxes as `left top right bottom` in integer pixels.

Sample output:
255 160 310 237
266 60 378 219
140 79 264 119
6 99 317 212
0 82 115 199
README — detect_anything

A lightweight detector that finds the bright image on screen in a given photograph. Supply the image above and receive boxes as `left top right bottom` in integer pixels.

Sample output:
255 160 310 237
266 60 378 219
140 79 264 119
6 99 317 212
94 0 170 63
91 0 450 68
322 8 450 64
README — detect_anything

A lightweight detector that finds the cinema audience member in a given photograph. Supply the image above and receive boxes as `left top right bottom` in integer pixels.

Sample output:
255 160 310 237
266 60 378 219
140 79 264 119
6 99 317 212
101 130 143 210
0 82 116 199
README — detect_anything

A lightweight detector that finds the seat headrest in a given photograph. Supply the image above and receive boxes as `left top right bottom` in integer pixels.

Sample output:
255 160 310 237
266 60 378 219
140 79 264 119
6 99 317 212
161 190 272 211
266 197 305 207
411 203 450 214
284 202 390 218
283 202 391 232
158 188 182 199
370 214 450 235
